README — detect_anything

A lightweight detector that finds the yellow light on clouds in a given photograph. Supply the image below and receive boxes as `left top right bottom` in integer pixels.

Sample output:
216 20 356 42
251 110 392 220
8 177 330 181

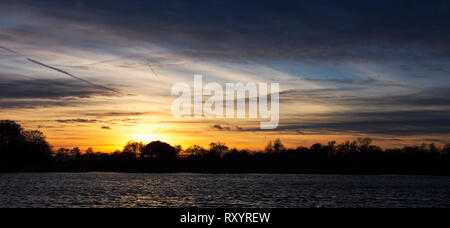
132 134 164 143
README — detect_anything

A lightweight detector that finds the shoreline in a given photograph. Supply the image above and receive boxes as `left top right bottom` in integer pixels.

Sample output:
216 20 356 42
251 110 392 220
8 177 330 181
1 169 449 177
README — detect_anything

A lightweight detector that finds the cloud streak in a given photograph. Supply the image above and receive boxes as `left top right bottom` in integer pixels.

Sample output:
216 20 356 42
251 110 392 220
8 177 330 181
26 58 119 93
0 45 119 93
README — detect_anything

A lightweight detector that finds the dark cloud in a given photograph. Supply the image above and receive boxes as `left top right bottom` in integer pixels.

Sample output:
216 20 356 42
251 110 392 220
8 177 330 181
213 124 230 131
276 88 450 136
101 126 111 130
280 87 450 107
0 99 79 109
212 124 246 131
1 0 450 63
0 74 120 109
298 77 406 87
422 138 448 143
55 118 97 123
354 89 450 107
0 77 114 99
244 110 450 136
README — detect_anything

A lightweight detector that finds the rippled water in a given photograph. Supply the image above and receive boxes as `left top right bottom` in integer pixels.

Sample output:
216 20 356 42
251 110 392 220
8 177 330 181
0 173 449 208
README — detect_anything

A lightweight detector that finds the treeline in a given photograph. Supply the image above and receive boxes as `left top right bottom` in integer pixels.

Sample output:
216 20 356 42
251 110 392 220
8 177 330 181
0 120 52 164
1 120 449 174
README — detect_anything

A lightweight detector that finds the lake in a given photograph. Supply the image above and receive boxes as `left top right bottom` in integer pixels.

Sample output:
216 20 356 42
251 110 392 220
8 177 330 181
0 173 449 208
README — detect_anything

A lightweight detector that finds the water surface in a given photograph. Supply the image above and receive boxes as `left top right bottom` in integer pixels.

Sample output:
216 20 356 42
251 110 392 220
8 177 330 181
0 173 449 208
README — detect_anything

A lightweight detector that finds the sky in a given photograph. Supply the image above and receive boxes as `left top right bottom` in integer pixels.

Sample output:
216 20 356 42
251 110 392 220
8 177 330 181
1 0 450 152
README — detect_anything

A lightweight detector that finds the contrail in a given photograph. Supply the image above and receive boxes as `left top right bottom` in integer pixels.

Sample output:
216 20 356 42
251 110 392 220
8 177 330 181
146 61 159 78
0 45 119 93
54 54 188 78
26 58 119 93
0 45 24 56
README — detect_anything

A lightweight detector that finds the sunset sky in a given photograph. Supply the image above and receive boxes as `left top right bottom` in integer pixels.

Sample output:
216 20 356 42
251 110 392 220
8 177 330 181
1 0 450 152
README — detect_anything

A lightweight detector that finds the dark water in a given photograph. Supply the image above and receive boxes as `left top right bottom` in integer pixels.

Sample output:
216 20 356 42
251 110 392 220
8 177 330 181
0 173 449 208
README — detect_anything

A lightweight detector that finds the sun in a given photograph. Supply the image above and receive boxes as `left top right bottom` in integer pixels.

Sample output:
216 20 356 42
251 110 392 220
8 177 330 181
132 134 161 143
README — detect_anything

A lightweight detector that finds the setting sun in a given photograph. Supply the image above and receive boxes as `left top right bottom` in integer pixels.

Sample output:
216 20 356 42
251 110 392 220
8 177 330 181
132 134 163 143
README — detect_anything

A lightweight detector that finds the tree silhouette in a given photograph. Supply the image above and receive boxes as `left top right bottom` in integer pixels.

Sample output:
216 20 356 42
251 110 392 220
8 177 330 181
122 141 144 159
265 139 285 154
443 144 450 155
0 120 51 163
208 142 228 159
70 147 81 160
327 141 336 158
273 139 284 153
141 141 177 160
55 148 70 162
184 145 207 157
